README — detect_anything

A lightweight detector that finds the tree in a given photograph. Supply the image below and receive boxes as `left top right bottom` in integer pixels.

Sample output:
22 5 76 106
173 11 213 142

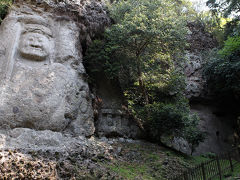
103 0 188 105
207 0 240 17
204 47 240 104
84 0 205 146
204 0 240 103
142 102 188 142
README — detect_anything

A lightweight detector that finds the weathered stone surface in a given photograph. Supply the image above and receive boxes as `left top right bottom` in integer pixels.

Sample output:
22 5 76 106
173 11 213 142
18 0 111 45
91 75 142 138
184 52 206 99
182 22 234 155
186 22 217 53
0 128 114 153
0 0 110 136
96 108 141 138
184 21 217 99
161 135 191 154
191 103 234 155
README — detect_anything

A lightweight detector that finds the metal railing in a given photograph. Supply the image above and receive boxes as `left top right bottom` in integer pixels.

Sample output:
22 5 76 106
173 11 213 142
172 148 240 180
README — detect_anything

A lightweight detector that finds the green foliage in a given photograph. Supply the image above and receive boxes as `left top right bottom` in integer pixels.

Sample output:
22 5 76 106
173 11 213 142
219 35 240 56
85 0 190 104
224 18 240 38
0 0 11 23
206 0 240 42
183 114 206 155
207 0 240 17
206 0 240 45
85 0 188 85
203 0 240 120
204 48 240 101
85 0 204 149
205 0 240 120
197 11 225 40
140 102 205 153
142 102 187 141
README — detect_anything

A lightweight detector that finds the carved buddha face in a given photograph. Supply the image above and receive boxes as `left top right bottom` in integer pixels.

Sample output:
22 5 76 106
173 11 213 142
19 31 50 61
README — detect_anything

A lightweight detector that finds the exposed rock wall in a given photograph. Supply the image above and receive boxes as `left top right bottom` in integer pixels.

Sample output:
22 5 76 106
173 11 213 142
191 103 234 155
184 52 206 99
0 0 140 144
0 0 111 137
184 21 217 99
184 22 234 155
92 74 141 138
15 0 111 43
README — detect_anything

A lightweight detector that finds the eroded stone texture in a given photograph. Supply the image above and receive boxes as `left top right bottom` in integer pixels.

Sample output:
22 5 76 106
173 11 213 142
97 109 140 138
184 21 217 99
0 1 111 136
184 52 206 99
91 75 142 138
191 103 234 155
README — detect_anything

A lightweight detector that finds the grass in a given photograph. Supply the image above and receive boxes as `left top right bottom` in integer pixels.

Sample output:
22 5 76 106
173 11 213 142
211 161 240 180
102 142 220 179
98 142 240 180
108 163 154 180
190 153 214 165
105 143 165 179
230 163 240 179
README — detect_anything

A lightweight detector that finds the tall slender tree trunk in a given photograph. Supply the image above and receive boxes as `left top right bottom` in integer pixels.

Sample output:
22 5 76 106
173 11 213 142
136 56 149 105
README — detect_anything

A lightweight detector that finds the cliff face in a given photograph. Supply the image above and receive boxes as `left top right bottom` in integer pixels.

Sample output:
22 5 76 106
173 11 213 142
14 0 111 42
184 21 217 100
0 0 233 156
184 21 234 155
92 74 141 138
0 2 233 179
0 0 110 137
0 0 141 157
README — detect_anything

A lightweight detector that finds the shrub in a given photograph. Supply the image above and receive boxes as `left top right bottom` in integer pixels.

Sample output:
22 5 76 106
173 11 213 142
204 49 240 101
142 102 188 142
219 35 240 56
184 114 206 155
0 0 12 23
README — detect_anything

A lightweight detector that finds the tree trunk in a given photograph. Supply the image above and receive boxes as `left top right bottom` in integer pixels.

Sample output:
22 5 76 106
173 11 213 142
136 56 149 105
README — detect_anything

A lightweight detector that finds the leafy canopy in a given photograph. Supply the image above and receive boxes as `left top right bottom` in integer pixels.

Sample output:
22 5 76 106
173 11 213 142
205 0 240 106
86 0 188 93
207 0 240 17
219 35 240 56
85 0 204 147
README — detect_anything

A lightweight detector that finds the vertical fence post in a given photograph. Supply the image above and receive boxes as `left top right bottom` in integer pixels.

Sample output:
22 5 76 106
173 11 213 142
216 156 222 180
237 147 240 161
228 152 234 172
201 163 206 180
183 172 188 180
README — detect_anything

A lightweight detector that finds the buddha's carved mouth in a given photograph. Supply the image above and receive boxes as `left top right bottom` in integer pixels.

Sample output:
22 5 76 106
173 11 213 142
19 45 48 61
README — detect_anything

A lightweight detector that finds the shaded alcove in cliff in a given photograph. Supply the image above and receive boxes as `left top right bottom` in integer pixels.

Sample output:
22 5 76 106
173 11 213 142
82 60 142 138
189 99 235 155
181 20 237 155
